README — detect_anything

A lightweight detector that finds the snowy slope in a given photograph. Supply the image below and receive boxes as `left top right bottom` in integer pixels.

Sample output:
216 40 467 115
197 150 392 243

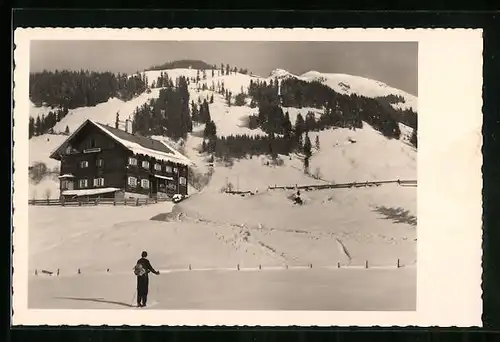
28 66 416 199
305 124 416 183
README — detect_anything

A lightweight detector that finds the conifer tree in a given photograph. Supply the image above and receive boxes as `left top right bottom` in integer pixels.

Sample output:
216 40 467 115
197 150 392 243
29 117 35 138
303 133 312 159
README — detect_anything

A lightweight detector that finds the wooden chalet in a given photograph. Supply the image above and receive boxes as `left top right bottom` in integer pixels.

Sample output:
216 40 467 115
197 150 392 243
49 118 194 201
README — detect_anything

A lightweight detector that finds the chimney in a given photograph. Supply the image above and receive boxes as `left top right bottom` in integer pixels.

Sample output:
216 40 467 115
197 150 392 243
115 112 120 129
125 119 133 134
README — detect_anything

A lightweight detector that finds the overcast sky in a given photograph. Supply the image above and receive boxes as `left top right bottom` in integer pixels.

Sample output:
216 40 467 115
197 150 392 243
30 40 418 95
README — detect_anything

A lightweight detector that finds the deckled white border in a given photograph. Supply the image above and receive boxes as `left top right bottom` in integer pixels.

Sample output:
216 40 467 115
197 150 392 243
12 28 483 327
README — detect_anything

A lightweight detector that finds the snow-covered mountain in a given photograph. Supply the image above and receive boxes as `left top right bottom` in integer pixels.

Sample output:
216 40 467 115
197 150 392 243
269 68 417 111
28 66 417 199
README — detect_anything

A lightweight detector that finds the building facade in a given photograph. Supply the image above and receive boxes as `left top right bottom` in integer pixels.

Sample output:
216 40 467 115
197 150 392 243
49 119 194 201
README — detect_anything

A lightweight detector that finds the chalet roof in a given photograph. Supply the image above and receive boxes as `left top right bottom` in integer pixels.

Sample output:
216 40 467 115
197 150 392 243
94 122 176 156
49 119 194 166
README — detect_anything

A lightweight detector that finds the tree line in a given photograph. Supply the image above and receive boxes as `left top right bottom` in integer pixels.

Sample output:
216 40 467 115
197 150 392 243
29 70 149 109
146 59 250 76
247 77 404 140
29 107 70 138
132 75 192 140
28 70 149 139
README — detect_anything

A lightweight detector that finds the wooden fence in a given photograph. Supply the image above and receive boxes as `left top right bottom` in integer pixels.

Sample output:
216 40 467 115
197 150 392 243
28 196 172 207
268 179 417 191
32 258 411 277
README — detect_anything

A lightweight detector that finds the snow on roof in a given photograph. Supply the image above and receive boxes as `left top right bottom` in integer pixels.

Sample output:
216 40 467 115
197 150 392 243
62 187 121 196
50 119 194 166
90 120 194 166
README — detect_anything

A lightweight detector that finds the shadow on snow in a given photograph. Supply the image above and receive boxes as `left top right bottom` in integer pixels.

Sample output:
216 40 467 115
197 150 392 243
372 206 417 227
54 296 136 308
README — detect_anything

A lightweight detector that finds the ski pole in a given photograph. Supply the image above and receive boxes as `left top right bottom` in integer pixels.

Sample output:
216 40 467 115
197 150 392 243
131 291 136 306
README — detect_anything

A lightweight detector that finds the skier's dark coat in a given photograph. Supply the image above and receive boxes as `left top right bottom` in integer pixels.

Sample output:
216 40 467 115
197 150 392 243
136 257 159 306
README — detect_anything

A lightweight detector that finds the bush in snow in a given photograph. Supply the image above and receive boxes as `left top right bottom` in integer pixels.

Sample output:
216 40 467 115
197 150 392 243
29 162 49 184
234 93 246 106
188 167 214 191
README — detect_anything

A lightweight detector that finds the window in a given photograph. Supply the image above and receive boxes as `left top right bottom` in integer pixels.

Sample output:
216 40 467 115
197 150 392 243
141 179 150 189
142 161 150 169
165 165 173 173
93 177 105 187
154 163 162 171
88 138 96 148
96 159 104 167
79 179 88 188
61 180 68 190
128 157 138 166
65 146 72 155
128 176 137 187
80 160 89 168
179 177 187 186
173 167 178 173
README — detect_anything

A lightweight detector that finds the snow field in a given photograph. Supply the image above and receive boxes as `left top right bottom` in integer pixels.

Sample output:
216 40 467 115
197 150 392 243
173 184 416 266
29 181 416 277
29 266 416 310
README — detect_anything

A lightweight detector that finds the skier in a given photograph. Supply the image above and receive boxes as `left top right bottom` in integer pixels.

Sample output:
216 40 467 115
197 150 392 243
133 251 160 308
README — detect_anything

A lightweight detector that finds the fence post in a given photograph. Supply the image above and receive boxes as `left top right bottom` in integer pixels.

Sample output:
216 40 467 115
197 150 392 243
124 198 127 206
189 264 192 271
57 269 60 276
259 264 262 270
113 199 116 206
337 262 340 268
46 198 50 205
34 269 37 276
78 200 82 206
78 268 81 274
136 198 140 206
397 258 400 268
237 264 240 271
61 197 65 207
365 260 369 269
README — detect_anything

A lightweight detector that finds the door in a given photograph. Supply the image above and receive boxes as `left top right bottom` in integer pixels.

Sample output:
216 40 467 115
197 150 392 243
150 177 158 196
67 180 74 190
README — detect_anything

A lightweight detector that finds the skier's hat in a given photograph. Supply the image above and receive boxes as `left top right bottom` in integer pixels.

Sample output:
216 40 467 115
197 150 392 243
141 251 148 257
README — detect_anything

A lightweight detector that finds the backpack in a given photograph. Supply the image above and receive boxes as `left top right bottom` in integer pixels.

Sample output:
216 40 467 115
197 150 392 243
133 262 146 276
